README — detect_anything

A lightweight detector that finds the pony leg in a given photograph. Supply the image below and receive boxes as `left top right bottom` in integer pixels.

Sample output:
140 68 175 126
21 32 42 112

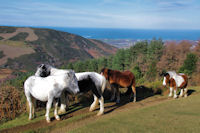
173 87 178 99
168 87 173 97
179 89 184 97
45 97 53 123
97 96 104 116
25 92 33 120
54 99 60 121
58 92 68 114
131 86 136 102
116 86 120 103
110 85 116 101
89 95 99 112
31 97 36 118
184 88 188 97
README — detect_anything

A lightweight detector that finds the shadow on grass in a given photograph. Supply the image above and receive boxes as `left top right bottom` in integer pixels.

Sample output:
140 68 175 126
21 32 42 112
59 88 196 118
187 89 195 96
103 85 158 114
59 102 90 120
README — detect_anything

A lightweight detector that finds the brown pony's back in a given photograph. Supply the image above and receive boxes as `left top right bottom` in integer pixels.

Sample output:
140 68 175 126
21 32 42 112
109 70 134 88
101 68 136 102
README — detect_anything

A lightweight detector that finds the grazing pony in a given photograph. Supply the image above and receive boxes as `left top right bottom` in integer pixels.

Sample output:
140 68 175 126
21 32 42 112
35 64 107 116
163 71 188 98
24 70 79 123
100 68 136 103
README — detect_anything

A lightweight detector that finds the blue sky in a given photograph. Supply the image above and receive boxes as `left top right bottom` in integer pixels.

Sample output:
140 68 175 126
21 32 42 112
0 0 200 29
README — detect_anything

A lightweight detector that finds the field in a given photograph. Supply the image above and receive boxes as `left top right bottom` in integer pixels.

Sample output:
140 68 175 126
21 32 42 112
0 86 199 133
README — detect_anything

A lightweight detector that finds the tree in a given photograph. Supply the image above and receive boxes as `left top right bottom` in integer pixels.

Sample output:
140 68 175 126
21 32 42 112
145 61 157 81
179 53 198 75
147 38 164 62
112 49 126 71
131 65 142 80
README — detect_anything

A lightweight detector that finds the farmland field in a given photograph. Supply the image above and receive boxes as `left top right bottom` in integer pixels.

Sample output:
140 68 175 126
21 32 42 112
0 86 199 133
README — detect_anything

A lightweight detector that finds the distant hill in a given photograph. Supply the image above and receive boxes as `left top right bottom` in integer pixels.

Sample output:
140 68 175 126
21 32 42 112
0 26 117 70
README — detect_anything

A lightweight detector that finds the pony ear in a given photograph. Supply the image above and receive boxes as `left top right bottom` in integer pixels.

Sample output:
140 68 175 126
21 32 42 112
163 73 169 76
107 69 111 75
160 72 164 76
37 64 43 68
100 68 105 73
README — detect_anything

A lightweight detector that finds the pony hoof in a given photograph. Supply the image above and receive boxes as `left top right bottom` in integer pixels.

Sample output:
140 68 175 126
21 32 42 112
28 118 32 120
184 95 188 98
55 116 60 121
173 96 178 99
46 118 51 123
89 107 95 112
110 98 115 102
116 100 120 104
97 112 103 116
58 110 66 114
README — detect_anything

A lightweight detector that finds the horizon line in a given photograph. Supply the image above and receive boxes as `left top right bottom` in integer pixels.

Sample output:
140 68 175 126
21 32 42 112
1 25 200 31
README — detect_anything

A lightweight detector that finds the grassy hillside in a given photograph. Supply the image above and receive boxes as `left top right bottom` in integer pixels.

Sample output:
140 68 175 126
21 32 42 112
0 86 199 133
70 88 200 133
0 26 117 70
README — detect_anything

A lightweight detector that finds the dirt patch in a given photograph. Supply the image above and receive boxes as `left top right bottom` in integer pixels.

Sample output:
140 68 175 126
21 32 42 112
0 28 38 41
89 39 117 54
0 44 35 65
85 48 103 58
0 69 12 79
0 95 170 133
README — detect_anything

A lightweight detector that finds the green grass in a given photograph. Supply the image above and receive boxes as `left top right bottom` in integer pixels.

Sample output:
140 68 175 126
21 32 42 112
0 103 91 131
9 32 29 41
0 40 27 47
1 87 200 133
69 87 200 133
0 109 47 130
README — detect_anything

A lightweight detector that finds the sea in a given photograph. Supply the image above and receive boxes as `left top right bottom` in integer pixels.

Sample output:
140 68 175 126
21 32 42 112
47 27 200 41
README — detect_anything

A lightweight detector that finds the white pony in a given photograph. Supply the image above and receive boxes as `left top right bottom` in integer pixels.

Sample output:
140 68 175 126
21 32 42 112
35 64 107 116
24 70 79 123
163 71 188 98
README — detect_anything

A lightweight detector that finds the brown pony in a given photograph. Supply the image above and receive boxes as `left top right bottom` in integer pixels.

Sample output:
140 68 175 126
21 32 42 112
100 68 136 103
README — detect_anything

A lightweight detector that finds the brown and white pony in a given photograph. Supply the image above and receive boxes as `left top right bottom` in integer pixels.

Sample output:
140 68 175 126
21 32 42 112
163 71 188 98
100 68 136 103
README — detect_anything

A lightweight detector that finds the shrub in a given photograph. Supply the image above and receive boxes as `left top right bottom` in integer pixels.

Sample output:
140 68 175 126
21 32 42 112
145 80 164 95
131 65 142 80
179 53 198 75
0 85 25 123
0 51 5 59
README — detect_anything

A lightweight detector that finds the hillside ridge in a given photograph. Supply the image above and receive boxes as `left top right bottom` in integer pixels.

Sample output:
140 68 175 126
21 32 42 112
0 26 117 70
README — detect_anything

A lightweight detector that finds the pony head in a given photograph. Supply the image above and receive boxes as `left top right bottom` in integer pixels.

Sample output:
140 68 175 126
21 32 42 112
100 68 110 80
65 70 79 94
35 64 51 77
163 73 170 86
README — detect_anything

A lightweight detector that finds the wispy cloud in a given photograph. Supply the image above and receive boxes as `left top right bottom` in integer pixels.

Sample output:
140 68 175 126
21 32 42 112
0 0 200 29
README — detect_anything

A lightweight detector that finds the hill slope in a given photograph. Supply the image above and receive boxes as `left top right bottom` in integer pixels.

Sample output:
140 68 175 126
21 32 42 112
0 26 117 70
0 86 199 133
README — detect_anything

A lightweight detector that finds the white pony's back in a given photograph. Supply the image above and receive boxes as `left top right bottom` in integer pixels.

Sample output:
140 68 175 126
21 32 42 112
167 71 185 87
75 72 106 92
24 75 68 101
